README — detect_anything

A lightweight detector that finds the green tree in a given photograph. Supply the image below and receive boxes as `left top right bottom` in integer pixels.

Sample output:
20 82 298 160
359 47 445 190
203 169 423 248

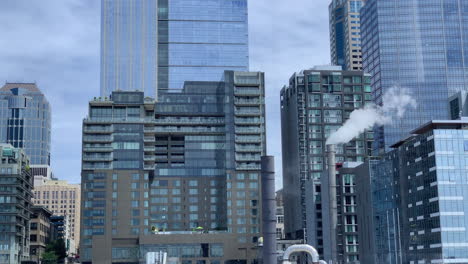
41 251 58 264
53 238 67 260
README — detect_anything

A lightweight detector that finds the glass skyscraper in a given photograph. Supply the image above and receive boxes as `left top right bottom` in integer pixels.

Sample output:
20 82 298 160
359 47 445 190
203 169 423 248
280 66 373 255
100 0 249 98
357 119 468 264
0 83 51 165
361 0 468 153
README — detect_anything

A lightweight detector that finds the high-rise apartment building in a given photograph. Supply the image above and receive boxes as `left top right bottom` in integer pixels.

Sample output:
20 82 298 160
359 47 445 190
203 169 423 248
32 179 81 254
361 0 468 153
100 0 249 98
356 119 468 264
0 83 51 165
280 66 373 253
329 0 364 71
0 144 32 264
81 71 265 263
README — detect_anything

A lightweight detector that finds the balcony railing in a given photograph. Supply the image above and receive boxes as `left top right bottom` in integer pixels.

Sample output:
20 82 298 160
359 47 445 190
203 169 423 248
235 127 262 134
83 147 113 152
234 89 260 95
235 109 261 116
235 136 262 143
83 155 113 161
83 136 113 143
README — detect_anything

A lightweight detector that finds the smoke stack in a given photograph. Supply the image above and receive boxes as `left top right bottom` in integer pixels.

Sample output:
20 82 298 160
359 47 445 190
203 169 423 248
261 156 277 264
327 144 338 263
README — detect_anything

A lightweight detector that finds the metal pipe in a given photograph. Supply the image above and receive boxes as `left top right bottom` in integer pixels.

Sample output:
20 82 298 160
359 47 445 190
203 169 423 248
327 144 338 264
282 244 320 263
261 156 276 264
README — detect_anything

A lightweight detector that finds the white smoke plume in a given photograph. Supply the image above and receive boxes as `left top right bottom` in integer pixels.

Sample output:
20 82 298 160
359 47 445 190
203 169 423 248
326 87 417 145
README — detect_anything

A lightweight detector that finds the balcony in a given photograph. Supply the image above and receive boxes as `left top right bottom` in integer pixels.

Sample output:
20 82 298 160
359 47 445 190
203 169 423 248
235 109 261 116
144 127 155 133
235 136 262 143
144 165 155 171
235 127 262 134
234 118 262 125
83 136 113 143
83 155 113 162
144 146 156 152
144 137 155 142
235 146 262 152
235 155 261 162
155 127 225 133
83 126 113 134
234 98 262 105
154 117 224 125
83 147 113 152
234 88 261 96
235 164 261 170
144 155 155 161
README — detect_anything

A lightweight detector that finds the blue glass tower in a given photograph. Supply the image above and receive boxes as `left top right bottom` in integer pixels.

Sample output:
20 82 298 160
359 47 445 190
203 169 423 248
0 83 51 165
100 0 249 98
361 0 468 153
100 0 158 98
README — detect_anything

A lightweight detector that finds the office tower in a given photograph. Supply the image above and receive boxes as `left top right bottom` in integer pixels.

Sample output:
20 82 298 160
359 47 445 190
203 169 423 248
100 0 249 98
0 83 51 165
32 179 81 255
329 0 364 71
30 206 53 263
361 0 468 153
356 119 468 264
311 161 361 264
0 144 32 264
80 71 265 263
280 66 373 253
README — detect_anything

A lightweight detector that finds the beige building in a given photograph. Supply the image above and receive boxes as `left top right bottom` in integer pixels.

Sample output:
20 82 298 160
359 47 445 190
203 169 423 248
32 179 81 254
30 206 52 263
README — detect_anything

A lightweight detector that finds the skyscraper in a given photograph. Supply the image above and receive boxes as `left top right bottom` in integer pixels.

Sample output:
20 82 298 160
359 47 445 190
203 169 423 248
361 0 468 153
280 66 373 254
80 71 265 263
356 118 468 264
0 83 51 165
0 144 32 264
100 0 249 98
329 0 365 71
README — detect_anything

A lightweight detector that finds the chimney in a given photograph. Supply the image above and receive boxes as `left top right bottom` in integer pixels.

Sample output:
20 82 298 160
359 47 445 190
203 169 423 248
261 156 277 264
327 144 338 263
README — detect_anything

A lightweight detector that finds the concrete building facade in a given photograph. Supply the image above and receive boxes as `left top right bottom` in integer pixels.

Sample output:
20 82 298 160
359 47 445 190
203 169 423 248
80 71 266 263
280 66 373 255
0 144 32 264
32 179 81 254
329 0 365 71
29 206 52 263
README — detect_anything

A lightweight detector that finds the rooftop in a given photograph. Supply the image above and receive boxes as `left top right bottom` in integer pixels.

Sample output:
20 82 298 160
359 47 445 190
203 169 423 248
391 119 468 148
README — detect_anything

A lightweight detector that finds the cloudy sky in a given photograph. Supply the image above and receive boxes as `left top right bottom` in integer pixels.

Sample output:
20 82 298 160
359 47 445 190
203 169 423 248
0 0 330 188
